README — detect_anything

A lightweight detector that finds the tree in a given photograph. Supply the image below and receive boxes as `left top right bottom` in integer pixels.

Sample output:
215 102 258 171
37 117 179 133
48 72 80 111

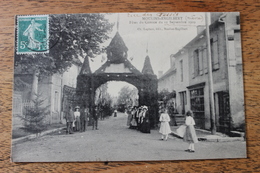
15 14 114 98
20 93 50 135
95 83 112 107
95 83 113 118
158 89 177 125
158 89 176 107
117 86 138 111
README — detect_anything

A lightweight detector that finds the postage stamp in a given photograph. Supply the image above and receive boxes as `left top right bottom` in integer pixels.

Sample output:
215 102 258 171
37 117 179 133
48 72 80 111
16 15 49 54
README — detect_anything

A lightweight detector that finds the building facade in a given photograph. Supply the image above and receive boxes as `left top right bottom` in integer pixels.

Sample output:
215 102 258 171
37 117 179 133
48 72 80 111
158 12 244 132
38 62 81 124
12 60 82 128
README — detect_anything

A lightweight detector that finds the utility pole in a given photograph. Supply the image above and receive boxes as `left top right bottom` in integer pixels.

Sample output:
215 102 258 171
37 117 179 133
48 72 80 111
205 12 216 134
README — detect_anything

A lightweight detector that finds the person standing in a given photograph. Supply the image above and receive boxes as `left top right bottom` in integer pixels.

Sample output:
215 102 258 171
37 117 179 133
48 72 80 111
140 106 150 133
114 109 117 117
126 107 132 127
136 106 143 131
130 106 138 129
80 106 89 132
74 106 81 132
65 106 74 134
183 110 198 153
159 108 172 141
92 106 99 130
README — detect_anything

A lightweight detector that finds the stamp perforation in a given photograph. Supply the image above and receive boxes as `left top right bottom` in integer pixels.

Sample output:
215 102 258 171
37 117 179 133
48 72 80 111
16 14 49 55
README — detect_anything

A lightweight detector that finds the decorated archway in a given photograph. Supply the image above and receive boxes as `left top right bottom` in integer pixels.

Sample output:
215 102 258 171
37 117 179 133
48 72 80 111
76 32 158 128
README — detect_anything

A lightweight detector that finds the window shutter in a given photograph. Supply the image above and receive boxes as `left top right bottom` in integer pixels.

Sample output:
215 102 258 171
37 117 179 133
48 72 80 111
203 48 208 73
193 50 199 77
199 48 203 75
213 35 220 70
191 55 195 78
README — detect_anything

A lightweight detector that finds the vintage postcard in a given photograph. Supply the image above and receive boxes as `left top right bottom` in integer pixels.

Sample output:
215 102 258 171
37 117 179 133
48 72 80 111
12 12 246 162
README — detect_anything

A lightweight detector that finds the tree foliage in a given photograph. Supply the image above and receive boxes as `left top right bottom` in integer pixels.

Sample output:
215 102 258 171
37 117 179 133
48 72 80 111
20 93 50 134
158 89 177 125
95 83 113 117
15 13 114 77
158 89 176 102
117 86 138 109
95 83 112 106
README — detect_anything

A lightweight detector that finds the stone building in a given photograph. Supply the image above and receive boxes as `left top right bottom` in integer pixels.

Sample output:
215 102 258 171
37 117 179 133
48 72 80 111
12 59 82 127
158 12 244 133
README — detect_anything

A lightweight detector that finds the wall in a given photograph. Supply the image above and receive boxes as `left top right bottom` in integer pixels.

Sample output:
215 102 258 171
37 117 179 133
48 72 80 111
225 12 245 129
63 64 81 88
174 50 190 114
158 68 176 93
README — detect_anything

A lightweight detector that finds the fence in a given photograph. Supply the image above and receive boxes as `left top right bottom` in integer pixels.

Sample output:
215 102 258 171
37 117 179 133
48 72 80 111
12 93 23 115
22 100 34 117
12 93 34 118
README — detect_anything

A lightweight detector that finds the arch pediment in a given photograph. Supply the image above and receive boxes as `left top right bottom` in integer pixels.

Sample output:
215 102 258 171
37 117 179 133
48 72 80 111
94 59 142 75
98 63 131 73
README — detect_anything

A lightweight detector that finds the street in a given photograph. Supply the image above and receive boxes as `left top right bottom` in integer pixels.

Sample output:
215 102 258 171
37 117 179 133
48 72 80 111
12 112 247 162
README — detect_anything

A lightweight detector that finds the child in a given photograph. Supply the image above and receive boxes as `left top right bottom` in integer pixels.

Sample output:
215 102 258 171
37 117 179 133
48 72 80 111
159 108 172 141
183 110 198 152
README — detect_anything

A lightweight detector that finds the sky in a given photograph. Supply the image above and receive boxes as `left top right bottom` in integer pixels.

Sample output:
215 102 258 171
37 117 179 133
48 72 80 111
88 12 206 96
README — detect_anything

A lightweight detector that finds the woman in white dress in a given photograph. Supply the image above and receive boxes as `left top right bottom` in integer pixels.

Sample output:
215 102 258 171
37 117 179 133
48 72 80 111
183 110 198 153
74 106 81 132
159 108 172 141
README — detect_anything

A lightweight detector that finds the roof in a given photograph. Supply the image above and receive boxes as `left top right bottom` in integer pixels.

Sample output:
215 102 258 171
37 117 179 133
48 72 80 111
79 56 91 75
158 67 176 81
94 31 142 75
106 32 128 64
174 19 224 57
142 55 154 75
159 19 225 81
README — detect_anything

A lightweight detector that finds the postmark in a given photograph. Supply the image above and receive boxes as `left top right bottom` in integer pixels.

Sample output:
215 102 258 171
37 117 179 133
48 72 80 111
16 15 49 54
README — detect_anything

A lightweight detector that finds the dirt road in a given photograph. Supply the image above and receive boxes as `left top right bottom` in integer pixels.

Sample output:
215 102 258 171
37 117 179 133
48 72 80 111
12 112 247 162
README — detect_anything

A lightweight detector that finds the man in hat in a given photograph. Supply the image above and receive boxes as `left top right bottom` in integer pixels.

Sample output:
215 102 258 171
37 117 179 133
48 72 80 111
64 106 74 134
92 106 99 130
80 105 89 132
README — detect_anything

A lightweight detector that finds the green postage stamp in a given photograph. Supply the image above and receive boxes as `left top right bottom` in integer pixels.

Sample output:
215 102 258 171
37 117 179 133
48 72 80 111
16 15 49 54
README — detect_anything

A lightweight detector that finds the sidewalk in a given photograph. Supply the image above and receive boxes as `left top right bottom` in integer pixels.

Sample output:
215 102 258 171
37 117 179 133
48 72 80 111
12 124 66 145
170 126 245 142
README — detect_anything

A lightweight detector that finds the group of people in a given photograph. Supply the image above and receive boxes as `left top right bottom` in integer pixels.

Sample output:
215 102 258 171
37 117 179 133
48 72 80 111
159 108 198 153
64 106 90 134
126 105 151 133
65 104 198 153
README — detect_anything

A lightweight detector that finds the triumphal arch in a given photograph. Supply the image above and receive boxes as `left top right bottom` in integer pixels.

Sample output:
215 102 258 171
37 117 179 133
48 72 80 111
76 32 158 128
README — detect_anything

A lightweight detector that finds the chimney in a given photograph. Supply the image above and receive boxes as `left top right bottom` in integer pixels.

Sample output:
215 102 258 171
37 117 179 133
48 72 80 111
210 12 224 24
158 71 163 78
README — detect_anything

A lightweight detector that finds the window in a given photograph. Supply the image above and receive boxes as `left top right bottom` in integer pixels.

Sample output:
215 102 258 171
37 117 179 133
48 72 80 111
190 88 205 128
190 88 204 112
210 35 220 70
193 48 205 77
180 60 183 82
179 91 187 114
